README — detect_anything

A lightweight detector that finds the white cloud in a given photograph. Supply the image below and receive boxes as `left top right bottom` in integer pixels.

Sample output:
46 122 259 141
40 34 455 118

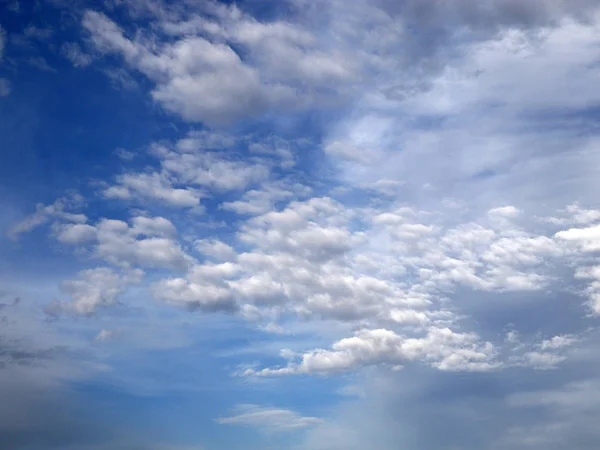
114 147 135 161
82 6 357 126
258 322 288 335
94 329 119 342
521 351 567 370
545 203 600 226
540 335 578 351
103 172 203 207
130 216 177 238
47 267 143 315
10 2 600 448
55 223 97 244
141 194 600 374
57 215 194 270
222 181 308 215
216 404 323 432
573 266 600 314
61 42 93 67
152 262 239 312
158 147 269 192
555 224 600 252
194 239 237 261
94 218 193 269
245 327 498 376
249 138 296 169
103 133 275 207
7 194 87 240
488 206 521 218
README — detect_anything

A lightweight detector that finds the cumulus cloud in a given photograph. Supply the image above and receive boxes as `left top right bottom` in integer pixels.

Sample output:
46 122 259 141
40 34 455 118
81 5 356 126
102 132 281 209
555 224 600 252
103 172 203 208
7 194 87 240
142 192 600 373
194 239 237 261
246 327 499 376
221 181 309 216
46 267 143 316
57 216 194 270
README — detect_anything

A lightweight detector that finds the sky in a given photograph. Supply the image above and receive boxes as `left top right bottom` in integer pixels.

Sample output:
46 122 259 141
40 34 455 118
2 0 600 448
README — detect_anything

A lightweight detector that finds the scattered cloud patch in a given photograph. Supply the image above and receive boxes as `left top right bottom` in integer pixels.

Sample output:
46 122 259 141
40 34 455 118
216 404 323 432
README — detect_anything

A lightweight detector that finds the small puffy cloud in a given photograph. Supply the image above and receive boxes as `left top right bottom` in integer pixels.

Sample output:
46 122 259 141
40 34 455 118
249 138 296 169
540 335 578 351
151 262 239 312
131 216 177 238
61 42 93 67
222 183 300 216
573 266 600 314
216 404 323 432
194 239 237 261
54 223 97 244
103 172 203 208
103 133 272 208
545 203 600 226
7 194 87 240
57 215 194 270
47 267 143 316
94 218 193 269
94 329 119 342
159 149 269 192
521 351 566 370
555 224 600 252
114 147 135 160
488 205 521 218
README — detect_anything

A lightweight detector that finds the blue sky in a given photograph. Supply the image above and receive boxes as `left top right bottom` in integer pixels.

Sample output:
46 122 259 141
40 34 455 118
3 0 600 449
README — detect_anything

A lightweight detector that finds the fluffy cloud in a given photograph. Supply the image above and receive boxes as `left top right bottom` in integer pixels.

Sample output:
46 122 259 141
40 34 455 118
82 6 355 126
221 181 310 215
152 262 239 312
103 172 203 208
58 216 193 270
143 191 600 373
102 132 281 209
46 267 143 316
246 327 498 376
573 266 600 314
8 194 87 240
555 224 600 252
